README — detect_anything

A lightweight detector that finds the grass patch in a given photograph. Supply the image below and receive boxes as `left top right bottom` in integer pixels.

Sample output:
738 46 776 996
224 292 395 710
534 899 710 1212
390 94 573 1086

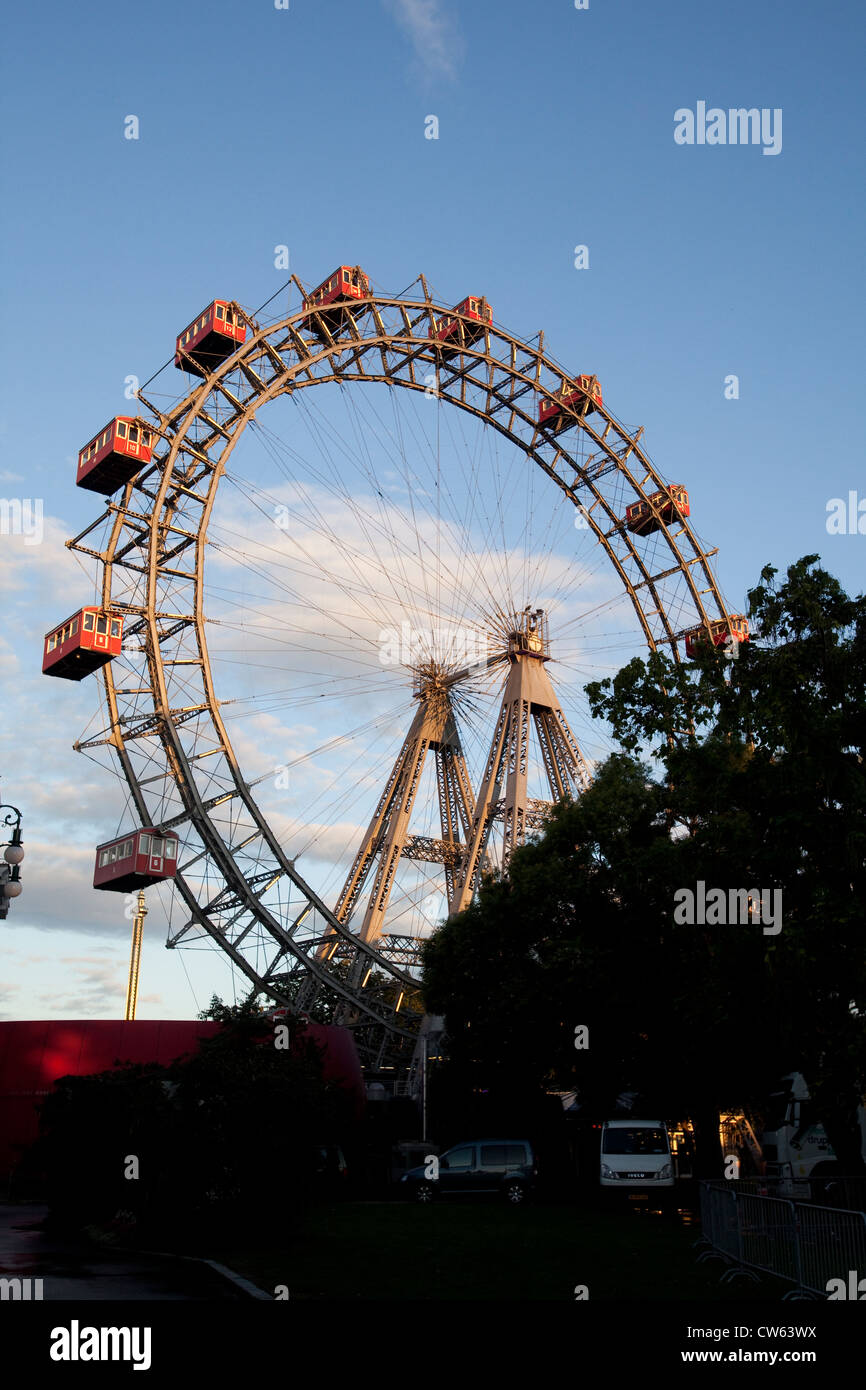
213 1199 788 1301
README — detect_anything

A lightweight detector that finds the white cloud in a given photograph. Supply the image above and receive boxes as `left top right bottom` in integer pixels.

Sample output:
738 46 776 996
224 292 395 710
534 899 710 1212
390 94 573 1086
0 512 91 606
383 0 464 81
0 982 22 1017
5 840 137 937
35 955 128 1015
0 397 628 964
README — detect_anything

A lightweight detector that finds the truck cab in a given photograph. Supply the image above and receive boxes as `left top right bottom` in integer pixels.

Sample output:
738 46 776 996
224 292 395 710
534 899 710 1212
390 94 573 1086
761 1072 866 1183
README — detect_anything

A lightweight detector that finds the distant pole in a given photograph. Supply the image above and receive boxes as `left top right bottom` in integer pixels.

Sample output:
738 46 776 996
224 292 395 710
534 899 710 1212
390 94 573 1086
125 890 147 1020
421 1034 428 1142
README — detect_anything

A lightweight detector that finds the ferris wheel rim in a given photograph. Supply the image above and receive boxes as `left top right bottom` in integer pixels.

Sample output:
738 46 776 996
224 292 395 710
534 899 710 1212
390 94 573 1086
71 273 737 1055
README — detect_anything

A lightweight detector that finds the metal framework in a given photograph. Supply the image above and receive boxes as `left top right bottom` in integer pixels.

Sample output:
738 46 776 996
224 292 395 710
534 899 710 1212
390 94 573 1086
448 609 591 915
66 271 739 1073
334 670 474 943
292 668 476 1004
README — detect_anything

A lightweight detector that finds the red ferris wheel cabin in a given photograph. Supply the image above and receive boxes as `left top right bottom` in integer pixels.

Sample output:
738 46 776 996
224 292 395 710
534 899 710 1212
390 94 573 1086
175 300 246 378
625 485 690 536
685 616 750 659
538 374 603 431
76 417 155 495
42 608 123 681
93 828 179 892
429 296 492 356
303 266 370 334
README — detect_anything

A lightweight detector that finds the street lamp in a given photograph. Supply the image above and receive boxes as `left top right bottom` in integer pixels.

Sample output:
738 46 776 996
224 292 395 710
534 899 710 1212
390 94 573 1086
0 803 24 918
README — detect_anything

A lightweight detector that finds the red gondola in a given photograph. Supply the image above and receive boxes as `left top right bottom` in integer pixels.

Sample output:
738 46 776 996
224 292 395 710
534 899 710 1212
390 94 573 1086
625 484 690 536
42 608 123 681
76 417 155 494
538 374 603 431
303 266 370 335
685 616 750 659
175 300 246 378
93 827 179 892
429 296 492 356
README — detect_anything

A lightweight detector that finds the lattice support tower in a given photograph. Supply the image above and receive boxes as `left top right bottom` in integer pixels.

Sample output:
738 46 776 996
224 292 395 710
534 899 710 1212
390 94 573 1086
295 667 476 1010
448 609 591 916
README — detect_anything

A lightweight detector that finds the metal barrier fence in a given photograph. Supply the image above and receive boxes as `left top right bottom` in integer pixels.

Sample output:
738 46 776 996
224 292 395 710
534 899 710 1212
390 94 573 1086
796 1202 866 1296
738 1192 802 1285
719 1175 866 1213
700 1182 740 1262
699 1181 866 1296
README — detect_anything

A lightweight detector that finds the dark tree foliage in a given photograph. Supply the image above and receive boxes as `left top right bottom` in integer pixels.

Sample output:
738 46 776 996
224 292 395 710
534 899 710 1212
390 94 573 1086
35 998 349 1248
422 557 866 1175
35 1062 176 1233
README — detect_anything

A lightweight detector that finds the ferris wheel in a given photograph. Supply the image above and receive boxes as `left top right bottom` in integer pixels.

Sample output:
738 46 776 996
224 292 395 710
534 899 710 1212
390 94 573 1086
45 267 747 1073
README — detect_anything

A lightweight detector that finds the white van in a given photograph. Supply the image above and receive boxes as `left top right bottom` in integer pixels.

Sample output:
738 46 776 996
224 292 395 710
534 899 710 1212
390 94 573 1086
600 1119 674 1190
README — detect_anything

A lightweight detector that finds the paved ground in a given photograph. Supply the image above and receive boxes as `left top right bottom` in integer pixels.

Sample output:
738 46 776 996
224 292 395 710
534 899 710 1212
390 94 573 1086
0 1203 245 1300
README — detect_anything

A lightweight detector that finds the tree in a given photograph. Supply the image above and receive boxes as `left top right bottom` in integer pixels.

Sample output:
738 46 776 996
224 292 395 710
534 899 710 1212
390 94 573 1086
423 557 866 1174
587 556 866 1171
35 997 349 1247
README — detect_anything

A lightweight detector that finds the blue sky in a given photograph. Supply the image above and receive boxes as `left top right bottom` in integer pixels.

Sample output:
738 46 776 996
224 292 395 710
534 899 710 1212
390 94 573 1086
1 0 864 1020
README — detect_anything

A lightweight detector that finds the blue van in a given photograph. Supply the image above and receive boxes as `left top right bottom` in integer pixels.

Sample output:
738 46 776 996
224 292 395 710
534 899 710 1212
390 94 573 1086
402 1138 536 1205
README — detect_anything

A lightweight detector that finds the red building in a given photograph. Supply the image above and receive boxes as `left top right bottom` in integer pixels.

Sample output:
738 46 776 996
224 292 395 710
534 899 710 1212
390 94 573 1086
0 1019 366 1180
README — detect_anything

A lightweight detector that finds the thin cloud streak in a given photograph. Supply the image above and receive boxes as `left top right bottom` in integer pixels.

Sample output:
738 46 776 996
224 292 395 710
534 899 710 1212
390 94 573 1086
383 0 464 81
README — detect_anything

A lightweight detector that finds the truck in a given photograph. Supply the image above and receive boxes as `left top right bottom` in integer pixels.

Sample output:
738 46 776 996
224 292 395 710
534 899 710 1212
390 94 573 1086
761 1072 866 1183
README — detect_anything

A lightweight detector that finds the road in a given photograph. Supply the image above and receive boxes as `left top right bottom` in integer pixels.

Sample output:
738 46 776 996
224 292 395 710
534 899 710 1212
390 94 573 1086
0 1203 247 1300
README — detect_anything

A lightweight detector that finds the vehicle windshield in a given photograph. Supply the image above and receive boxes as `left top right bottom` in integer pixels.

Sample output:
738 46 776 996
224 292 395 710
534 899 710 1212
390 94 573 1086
764 1082 795 1132
602 1128 668 1155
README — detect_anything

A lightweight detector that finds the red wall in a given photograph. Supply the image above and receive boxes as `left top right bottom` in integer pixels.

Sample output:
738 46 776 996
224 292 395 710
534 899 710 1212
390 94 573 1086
0 1018 365 1178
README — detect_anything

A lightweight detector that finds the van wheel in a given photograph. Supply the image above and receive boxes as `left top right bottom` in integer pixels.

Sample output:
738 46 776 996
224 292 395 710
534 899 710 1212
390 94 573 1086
503 1181 527 1205
414 1182 436 1204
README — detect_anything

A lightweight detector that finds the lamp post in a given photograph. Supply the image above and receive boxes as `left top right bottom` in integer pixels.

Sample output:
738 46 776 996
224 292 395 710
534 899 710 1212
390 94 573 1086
0 802 24 920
